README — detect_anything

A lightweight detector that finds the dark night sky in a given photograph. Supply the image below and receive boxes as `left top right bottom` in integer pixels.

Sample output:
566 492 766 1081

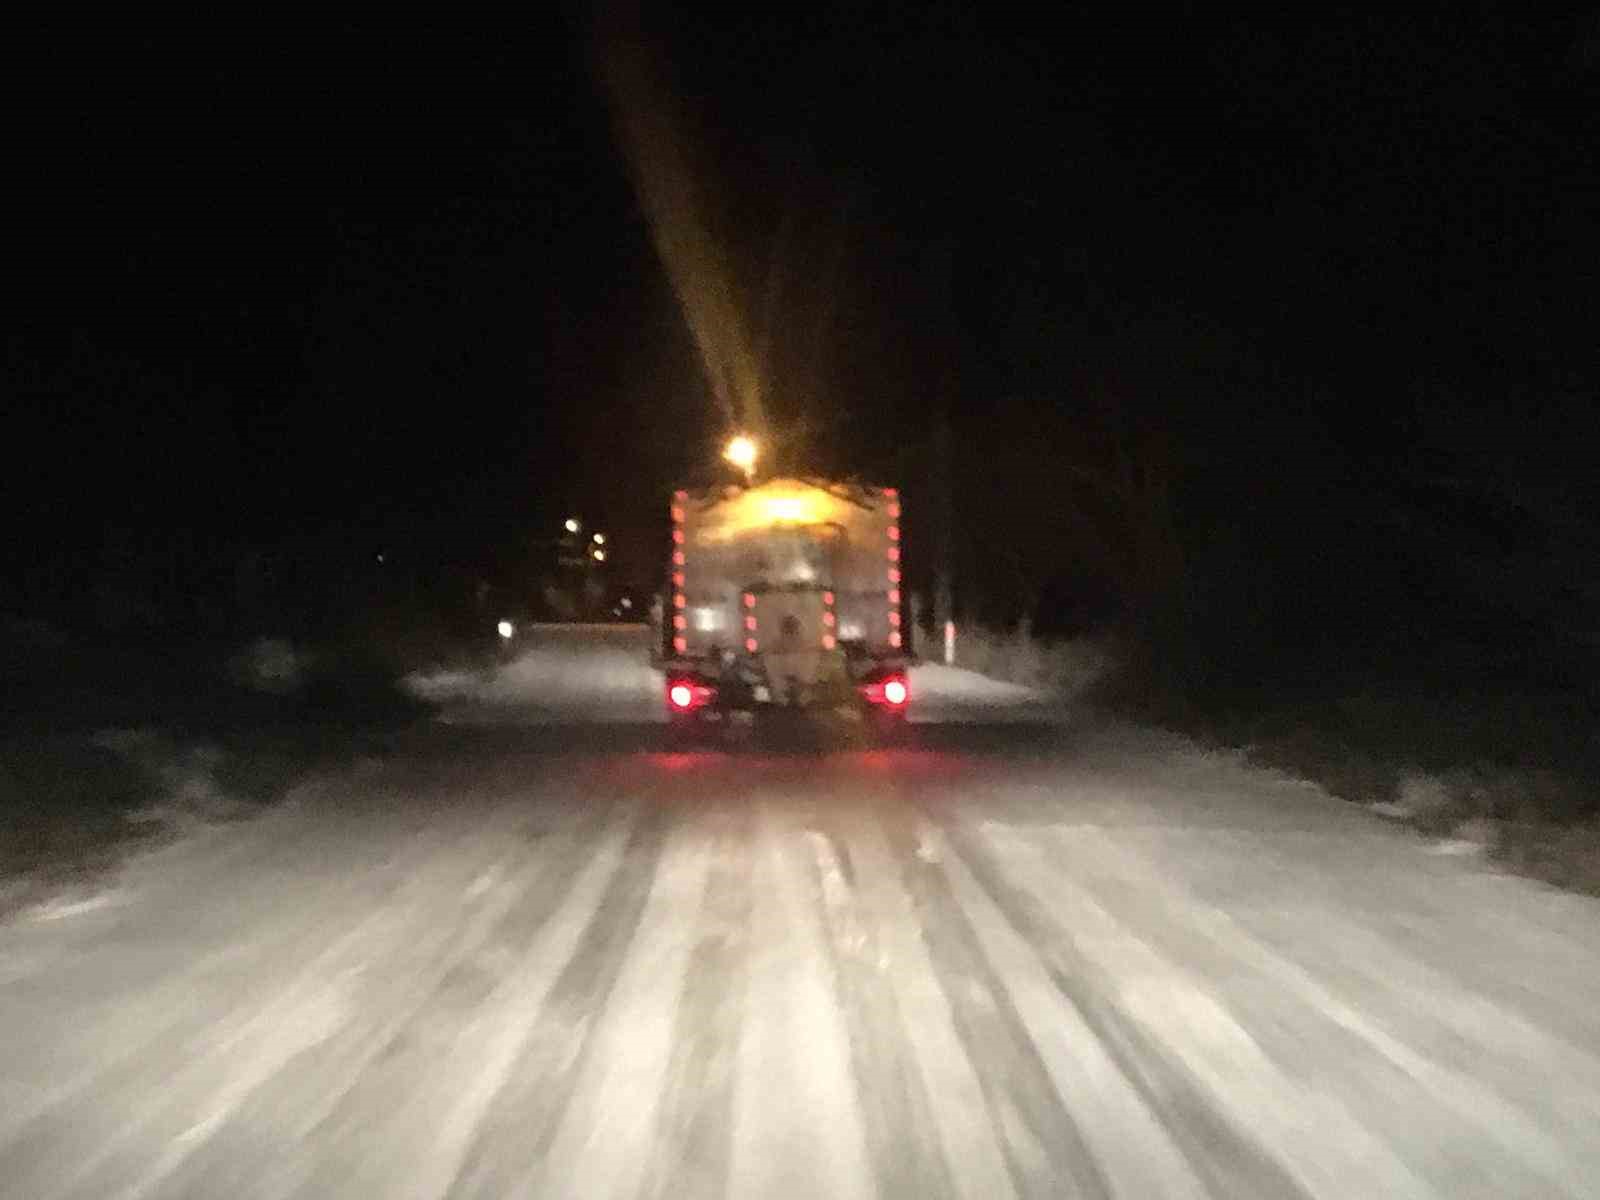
7 6 1599 635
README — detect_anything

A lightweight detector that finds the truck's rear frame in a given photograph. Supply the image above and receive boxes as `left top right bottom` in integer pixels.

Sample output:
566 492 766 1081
662 648 911 739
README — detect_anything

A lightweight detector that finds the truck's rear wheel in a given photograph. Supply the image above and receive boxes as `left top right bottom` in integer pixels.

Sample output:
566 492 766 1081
866 708 909 745
666 714 708 747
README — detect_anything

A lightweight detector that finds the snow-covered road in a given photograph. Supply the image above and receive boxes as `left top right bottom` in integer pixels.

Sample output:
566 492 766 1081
4 627 1600 1197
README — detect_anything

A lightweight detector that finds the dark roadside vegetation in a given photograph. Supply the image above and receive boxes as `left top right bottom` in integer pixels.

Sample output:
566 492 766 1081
1107 634 1600 893
958 617 1600 895
929 299 1599 895
0 520 638 919
0 609 443 919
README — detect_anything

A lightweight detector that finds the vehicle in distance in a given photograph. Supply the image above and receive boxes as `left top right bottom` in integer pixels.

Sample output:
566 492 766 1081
661 477 910 737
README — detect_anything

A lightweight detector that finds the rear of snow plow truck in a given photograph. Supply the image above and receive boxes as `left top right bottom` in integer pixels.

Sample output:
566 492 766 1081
659 478 911 740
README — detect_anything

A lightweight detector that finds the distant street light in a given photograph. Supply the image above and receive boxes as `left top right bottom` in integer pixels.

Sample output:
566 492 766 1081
592 548 607 562
724 434 758 480
592 532 606 545
565 517 580 534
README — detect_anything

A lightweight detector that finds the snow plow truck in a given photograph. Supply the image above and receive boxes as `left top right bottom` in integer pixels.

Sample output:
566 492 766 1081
660 477 911 738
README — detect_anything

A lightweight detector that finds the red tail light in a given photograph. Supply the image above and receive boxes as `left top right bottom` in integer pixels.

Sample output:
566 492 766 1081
861 675 910 708
667 679 716 712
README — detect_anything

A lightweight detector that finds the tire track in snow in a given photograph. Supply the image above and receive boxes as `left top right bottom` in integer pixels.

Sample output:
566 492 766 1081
1041 826 1599 1197
0 816 508 1200
970 822 1429 1199
804 815 957 1200
933 831 1208 1200
637 802 755 1200
165 797 619 1199
513 808 716 1198
726 797 873 1200
442 797 672 1198
293 797 639 1200
825 803 1021 1200
878 808 1112 1199
935 815 1317 1200
0 802 462 1147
